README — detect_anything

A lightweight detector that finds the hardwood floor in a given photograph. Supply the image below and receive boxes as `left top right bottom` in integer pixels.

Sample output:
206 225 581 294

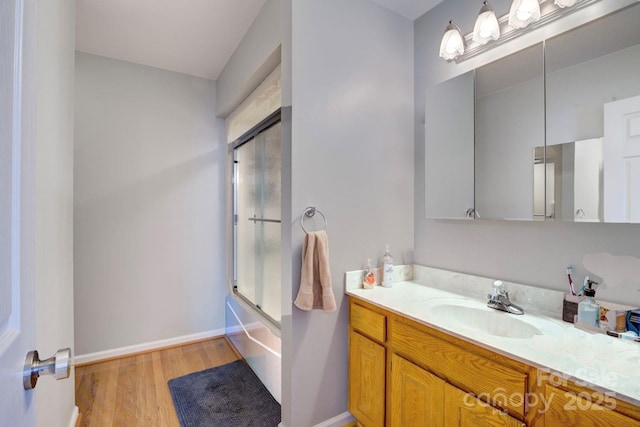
75 337 241 426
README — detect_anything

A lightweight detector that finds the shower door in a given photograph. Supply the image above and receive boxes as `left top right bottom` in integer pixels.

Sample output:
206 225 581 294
233 113 281 326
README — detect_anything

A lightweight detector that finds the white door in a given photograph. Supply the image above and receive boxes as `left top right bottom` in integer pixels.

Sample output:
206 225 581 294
0 0 36 424
534 162 554 218
604 95 640 222
1 1 76 426
574 138 603 222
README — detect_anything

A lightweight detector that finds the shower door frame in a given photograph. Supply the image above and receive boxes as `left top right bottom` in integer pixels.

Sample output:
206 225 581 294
232 109 282 330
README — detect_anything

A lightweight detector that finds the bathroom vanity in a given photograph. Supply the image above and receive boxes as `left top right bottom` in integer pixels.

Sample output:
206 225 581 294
345 266 640 426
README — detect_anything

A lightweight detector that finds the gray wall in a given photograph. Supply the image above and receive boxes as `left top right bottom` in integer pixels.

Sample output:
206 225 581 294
214 0 295 423
216 0 284 117
425 72 474 219
415 0 640 305
546 44 640 146
74 53 226 355
475 77 543 220
216 1 413 425
290 0 414 425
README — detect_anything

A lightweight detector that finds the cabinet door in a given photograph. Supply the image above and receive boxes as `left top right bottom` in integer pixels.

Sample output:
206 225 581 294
349 331 385 427
390 354 444 426
444 383 525 427
544 385 640 426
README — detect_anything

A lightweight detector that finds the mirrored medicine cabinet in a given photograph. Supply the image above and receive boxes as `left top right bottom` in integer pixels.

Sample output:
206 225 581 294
425 3 640 223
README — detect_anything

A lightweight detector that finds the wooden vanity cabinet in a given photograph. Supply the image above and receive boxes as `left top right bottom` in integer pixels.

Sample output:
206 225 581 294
349 330 386 427
349 298 534 426
543 384 640 426
349 302 387 427
348 296 640 427
390 354 444 426
444 382 525 427
390 354 524 427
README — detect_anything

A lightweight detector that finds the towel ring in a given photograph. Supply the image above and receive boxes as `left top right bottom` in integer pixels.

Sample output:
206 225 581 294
300 207 327 234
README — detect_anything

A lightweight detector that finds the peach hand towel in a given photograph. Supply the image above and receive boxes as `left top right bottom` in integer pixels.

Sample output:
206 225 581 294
294 230 337 312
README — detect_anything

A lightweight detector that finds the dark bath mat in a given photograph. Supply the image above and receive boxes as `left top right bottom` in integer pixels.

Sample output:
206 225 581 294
168 360 281 427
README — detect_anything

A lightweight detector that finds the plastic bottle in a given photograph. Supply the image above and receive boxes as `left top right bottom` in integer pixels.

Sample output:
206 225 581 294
381 245 394 288
362 259 375 290
577 280 599 328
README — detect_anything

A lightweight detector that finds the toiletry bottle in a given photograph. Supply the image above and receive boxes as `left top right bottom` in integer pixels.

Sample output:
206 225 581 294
577 280 599 328
363 259 375 290
381 245 394 288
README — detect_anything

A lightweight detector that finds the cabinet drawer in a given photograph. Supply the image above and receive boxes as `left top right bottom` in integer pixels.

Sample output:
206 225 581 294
351 303 386 343
391 317 527 418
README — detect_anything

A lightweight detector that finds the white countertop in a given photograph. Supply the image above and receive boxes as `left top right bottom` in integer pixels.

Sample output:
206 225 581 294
346 267 640 407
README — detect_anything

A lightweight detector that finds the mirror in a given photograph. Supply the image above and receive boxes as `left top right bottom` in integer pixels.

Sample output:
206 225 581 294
545 4 640 223
475 43 544 220
425 3 640 223
425 71 474 219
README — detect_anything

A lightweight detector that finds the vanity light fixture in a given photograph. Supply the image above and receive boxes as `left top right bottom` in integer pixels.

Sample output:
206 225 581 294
508 0 542 29
441 0 601 63
473 1 500 45
439 20 465 61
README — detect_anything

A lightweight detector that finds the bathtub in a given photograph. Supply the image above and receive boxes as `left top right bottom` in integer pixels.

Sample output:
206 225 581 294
225 295 282 403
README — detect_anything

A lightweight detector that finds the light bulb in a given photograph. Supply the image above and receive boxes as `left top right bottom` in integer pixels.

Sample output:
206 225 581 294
439 20 465 61
516 9 532 20
473 1 500 45
508 0 541 29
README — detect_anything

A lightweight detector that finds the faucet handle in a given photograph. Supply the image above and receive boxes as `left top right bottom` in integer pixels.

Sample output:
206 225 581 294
492 280 507 296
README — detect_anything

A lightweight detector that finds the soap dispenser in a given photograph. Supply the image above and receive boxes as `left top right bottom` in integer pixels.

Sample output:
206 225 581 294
362 259 375 290
577 280 599 328
381 245 394 288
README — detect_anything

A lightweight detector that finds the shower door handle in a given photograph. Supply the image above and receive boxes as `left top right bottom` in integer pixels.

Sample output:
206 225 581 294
248 215 281 224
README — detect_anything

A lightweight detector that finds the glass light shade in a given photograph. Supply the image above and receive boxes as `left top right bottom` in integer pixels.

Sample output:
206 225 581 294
508 0 541 29
439 21 465 61
473 2 500 45
554 0 577 7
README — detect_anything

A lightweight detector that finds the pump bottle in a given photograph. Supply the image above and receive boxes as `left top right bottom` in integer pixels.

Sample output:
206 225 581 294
382 245 394 288
577 280 599 327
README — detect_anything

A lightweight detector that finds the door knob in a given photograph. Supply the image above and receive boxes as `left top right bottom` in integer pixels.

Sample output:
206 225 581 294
23 348 71 390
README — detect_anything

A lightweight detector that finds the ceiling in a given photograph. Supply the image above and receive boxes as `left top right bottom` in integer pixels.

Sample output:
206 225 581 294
76 0 442 81
75 0 267 80
369 0 444 20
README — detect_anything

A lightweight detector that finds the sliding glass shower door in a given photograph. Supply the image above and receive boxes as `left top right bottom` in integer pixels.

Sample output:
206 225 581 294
233 114 281 326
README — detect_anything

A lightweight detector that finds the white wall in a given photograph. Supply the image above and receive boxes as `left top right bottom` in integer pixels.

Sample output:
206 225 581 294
415 0 640 306
74 53 226 355
34 0 77 425
290 1 414 425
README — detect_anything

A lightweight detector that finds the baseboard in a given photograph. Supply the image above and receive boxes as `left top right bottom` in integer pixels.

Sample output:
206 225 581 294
313 411 356 427
226 325 244 335
74 328 226 366
68 405 79 427
278 411 355 427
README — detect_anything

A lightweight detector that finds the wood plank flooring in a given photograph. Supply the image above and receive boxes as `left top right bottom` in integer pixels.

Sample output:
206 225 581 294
75 337 241 427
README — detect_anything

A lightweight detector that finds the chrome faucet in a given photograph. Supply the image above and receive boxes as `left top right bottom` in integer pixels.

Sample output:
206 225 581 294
487 280 524 315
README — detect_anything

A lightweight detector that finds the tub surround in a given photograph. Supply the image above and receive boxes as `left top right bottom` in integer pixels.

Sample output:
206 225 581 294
345 265 640 406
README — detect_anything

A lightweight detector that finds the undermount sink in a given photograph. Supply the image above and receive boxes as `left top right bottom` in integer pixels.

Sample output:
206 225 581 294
429 303 542 339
